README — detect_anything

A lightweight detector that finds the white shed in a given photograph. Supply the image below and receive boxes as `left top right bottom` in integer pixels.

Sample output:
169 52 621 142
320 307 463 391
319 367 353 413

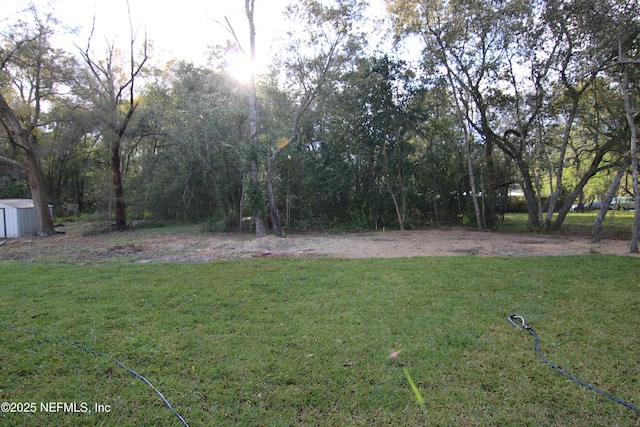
0 199 53 238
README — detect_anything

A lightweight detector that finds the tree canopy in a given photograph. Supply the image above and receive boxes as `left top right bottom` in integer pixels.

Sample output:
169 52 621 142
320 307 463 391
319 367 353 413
1 0 638 248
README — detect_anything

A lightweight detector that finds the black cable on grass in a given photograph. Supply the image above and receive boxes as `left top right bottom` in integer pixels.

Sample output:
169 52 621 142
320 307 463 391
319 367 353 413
508 315 640 412
1 324 190 427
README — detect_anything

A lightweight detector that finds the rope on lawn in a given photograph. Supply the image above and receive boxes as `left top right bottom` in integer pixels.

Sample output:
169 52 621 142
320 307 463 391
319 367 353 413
1 323 190 426
508 315 640 412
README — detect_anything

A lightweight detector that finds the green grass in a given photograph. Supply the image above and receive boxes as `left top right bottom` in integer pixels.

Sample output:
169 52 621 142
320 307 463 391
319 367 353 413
1 257 639 426
498 211 636 239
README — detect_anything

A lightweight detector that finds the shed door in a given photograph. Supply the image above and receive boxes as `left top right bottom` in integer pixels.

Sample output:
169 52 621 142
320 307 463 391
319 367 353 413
0 208 5 238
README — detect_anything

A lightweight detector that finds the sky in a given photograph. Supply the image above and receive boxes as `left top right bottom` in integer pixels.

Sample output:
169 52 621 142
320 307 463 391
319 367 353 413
4 0 390 74
5 0 291 69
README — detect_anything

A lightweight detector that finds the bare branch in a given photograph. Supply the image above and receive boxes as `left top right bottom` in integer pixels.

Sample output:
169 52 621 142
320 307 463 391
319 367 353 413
0 154 24 169
125 0 147 106
218 16 246 56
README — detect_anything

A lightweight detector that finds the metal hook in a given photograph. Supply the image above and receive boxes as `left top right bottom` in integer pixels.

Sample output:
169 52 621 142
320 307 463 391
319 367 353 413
508 314 529 330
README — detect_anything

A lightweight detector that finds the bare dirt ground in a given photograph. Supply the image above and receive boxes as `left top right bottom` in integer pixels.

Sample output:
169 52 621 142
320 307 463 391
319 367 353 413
1 222 637 264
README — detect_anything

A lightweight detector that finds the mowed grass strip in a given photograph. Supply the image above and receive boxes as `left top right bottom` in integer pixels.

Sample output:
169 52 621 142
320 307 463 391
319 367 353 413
1 256 639 426
499 211 637 240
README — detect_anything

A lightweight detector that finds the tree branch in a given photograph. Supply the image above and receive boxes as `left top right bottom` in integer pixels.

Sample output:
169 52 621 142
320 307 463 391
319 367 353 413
0 92 32 153
0 154 24 169
219 16 246 56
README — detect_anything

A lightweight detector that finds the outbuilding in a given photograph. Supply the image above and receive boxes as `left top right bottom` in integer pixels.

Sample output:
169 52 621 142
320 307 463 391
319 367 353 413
0 199 53 238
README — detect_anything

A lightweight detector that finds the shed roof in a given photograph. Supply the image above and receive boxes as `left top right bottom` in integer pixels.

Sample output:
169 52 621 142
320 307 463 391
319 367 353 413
0 199 37 209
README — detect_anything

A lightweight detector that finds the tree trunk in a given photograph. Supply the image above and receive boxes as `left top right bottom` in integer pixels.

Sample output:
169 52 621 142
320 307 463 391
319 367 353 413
465 137 482 230
500 142 540 228
386 174 405 230
111 139 127 230
521 174 540 228
446 70 482 230
480 112 497 228
553 137 620 230
266 155 283 236
498 132 540 228
244 0 267 237
592 157 629 243
0 93 55 236
622 62 639 252
24 146 55 236
545 97 580 229
249 159 268 237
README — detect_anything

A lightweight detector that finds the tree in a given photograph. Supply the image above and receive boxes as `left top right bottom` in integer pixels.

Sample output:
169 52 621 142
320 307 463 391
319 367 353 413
41 100 96 211
549 91 629 233
0 7 74 236
225 0 367 236
621 56 639 252
333 56 418 230
541 0 639 244
387 0 526 227
243 0 269 237
221 0 269 236
77 7 148 230
388 0 635 232
592 156 629 243
131 62 248 224
615 9 640 251
266 0 368 235
444 65 483 229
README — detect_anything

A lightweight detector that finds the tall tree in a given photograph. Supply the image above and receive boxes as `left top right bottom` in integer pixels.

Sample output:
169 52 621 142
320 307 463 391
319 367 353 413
227 0 367 236
388 0 635 232
601 0 640 251
77 7 147 230
236 0 268 237
544 0 640 239
222 0 268 236
266 0 367 235
0 8 73 236
387 0 522 227
244 0 269 236
444 63 482 229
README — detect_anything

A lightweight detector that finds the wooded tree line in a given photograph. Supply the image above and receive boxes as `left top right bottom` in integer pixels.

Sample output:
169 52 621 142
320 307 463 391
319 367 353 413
1 0 639 247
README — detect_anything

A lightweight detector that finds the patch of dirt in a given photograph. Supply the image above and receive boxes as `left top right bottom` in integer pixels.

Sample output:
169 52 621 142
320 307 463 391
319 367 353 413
1 223 638 264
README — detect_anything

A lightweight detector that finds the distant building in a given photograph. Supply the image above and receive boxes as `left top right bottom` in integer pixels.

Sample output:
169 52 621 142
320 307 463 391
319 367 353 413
0 199 53 238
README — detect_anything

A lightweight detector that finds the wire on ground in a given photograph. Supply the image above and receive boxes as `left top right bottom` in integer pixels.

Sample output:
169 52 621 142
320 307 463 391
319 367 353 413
1 323 190 427
508 314 639 412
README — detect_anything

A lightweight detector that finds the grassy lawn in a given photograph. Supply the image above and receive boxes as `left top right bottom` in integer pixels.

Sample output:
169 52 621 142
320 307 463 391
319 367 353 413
498 210 637 240
1 256 639 426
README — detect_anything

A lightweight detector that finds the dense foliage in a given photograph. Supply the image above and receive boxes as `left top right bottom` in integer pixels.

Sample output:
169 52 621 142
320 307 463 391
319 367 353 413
1 0 639 234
